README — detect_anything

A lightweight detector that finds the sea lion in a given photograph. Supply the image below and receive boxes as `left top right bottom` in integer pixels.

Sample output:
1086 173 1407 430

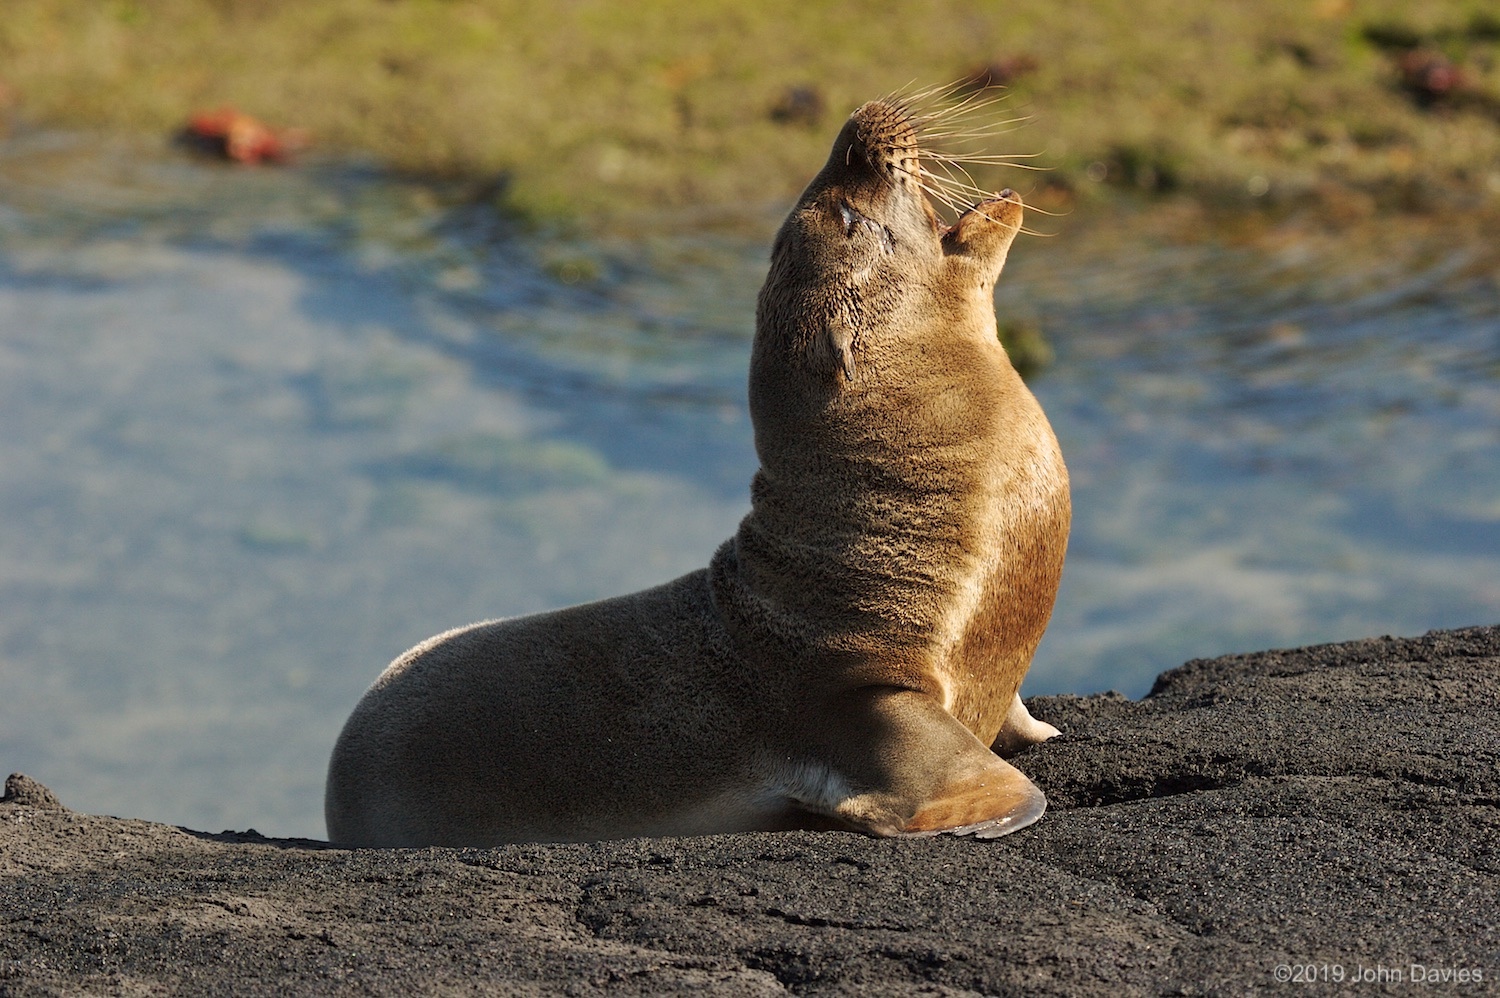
325 93 1070 847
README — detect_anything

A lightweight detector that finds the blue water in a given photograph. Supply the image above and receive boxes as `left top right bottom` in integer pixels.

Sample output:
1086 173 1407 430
2 130 1496 838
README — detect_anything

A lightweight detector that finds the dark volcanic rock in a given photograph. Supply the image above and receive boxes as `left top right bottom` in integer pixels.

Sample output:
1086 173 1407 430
3 625 1497 995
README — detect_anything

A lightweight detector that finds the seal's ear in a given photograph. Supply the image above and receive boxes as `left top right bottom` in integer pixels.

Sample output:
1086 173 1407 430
811 318 857 382
941 193 1023 291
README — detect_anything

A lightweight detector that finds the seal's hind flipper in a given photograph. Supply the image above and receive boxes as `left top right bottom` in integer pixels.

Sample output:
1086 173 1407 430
900 756 1046 838
991 692 1062 758
817 688 1048 840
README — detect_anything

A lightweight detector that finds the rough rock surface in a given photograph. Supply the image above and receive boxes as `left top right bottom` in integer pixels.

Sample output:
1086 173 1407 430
3 626 1497 995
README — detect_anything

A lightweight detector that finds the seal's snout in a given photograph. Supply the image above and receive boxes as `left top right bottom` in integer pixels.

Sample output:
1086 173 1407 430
850 99 919 147
829 100 920 185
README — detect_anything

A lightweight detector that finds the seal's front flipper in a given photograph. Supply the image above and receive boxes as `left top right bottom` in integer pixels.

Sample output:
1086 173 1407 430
900 757 1046 838
818 688 1047 840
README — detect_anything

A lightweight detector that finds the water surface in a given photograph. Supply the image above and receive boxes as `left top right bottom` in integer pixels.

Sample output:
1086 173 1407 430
2 132 1496 838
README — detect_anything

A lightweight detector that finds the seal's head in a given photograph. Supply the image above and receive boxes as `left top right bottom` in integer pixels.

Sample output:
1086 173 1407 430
757 95 1024 385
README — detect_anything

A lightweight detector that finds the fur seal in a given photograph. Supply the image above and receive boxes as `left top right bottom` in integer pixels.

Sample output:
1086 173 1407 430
325 93 1070 847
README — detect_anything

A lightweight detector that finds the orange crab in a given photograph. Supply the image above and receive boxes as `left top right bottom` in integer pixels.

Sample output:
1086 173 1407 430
185 107 308 164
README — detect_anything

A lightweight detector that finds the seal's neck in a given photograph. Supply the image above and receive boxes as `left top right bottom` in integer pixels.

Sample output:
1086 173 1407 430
709 350 1026 669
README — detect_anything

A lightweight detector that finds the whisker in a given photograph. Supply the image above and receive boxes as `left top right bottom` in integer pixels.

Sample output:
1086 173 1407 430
934 159 1052 174
925 150 1046 164
878 81 1060 225
1018 200 1070 218
917 87 1013 118
900 165 995 211
914 101 1025 136
925 155 984 189
952 202 1056 240
918 121 1035 140
921 169 1000 200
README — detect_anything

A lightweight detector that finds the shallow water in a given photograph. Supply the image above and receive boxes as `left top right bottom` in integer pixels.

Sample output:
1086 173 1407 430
2 132 1496 838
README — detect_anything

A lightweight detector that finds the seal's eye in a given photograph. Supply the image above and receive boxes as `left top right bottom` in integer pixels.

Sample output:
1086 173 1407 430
837 202 896 254
838 202 862 234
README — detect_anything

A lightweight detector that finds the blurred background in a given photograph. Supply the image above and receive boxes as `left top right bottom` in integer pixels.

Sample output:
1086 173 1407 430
1 1 1497 839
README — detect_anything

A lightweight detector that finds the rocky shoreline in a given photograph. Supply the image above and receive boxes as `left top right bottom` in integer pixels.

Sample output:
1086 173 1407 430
4 625 1497 995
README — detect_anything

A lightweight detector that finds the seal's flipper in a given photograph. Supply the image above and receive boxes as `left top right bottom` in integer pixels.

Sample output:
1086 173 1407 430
991 692 1062 758
817 688 1048 840
900 757 1046 838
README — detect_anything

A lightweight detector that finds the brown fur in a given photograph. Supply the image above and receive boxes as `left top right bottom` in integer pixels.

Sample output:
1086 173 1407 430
325 96 1069 847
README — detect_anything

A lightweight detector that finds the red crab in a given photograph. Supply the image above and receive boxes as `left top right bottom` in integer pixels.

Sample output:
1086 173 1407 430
185 107 308 164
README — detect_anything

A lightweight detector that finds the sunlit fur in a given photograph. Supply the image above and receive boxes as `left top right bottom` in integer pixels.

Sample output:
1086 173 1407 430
325 94 1069 847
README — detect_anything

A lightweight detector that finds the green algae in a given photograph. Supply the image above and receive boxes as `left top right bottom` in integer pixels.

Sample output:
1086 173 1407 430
3 0 1500 226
